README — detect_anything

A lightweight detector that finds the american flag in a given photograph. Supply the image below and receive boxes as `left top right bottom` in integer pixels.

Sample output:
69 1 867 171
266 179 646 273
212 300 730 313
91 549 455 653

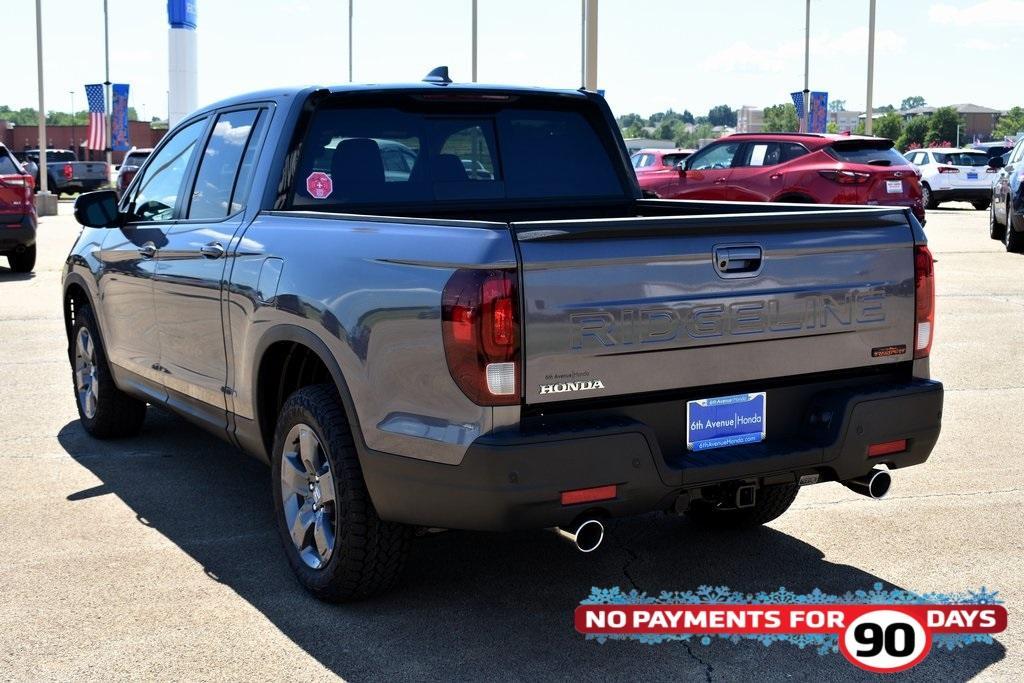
85 84 106 151
790 91 806 132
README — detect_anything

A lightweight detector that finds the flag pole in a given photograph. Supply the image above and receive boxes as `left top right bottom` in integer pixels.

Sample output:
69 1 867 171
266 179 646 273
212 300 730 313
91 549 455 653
103 0 112 168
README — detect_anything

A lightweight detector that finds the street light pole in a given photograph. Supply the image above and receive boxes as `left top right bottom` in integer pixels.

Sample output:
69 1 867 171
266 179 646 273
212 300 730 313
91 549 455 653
348 0 353 82
471 0 478 82
103 0 112 168
582 0 598 91
865 0 876 135
69 91 76 156
803 0 810 132
34 0 55 215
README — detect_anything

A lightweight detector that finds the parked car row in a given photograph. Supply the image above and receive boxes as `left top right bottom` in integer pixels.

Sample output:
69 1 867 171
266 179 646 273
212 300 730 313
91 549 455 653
632 133 925 223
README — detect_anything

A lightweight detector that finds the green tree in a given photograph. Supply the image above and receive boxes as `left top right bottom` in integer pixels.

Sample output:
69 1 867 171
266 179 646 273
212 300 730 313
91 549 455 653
875 104 895 114
925 106 962 146
617 113 643 129
897 116 930 150
762 103 799 132
873 111 904 141
826 121 839 133
995 106 1024 138
707 104 736 127
654 119 680 140
623 122 645 139
900 96 926 111
681 109 694 124
828 99 847 113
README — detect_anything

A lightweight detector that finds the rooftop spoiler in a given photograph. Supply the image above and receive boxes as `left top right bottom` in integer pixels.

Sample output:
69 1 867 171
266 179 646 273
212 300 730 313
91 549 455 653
423 66 452 85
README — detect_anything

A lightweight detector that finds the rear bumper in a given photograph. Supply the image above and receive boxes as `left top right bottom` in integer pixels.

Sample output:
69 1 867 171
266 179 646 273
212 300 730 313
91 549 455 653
0 214 37 253
931 187 991 203
361 378 944 531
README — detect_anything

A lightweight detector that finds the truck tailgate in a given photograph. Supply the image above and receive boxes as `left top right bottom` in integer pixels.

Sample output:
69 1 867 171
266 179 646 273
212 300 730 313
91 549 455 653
513 208 917 405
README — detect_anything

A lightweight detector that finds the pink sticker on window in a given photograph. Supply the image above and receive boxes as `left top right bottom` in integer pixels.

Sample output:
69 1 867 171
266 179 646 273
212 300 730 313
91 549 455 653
306 171 333 199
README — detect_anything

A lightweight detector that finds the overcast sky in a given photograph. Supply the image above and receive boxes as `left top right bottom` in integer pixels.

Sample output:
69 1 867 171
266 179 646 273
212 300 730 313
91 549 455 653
6 0 1023 122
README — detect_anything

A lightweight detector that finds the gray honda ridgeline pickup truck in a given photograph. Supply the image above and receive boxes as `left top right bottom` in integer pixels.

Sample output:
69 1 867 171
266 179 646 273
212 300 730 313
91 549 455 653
65 76 943 602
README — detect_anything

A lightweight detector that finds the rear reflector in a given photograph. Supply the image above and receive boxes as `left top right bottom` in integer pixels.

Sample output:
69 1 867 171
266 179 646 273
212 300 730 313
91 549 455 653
561 485 617 506
914 245 935 359
868 439 907 457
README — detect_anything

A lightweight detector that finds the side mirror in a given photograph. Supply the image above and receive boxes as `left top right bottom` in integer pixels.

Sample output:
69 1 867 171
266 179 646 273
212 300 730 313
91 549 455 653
988 156 1005 170
74 189 122 228
677 162 687 177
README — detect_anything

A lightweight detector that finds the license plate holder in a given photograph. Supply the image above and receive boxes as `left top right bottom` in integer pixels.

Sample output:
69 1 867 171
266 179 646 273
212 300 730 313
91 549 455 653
886 180 903 194
686 392 767 452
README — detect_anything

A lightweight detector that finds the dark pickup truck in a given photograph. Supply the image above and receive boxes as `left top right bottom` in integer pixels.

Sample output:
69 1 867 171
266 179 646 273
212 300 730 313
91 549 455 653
64 75 943 602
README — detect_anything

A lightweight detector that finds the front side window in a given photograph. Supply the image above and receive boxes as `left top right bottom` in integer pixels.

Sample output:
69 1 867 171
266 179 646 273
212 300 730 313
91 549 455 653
188 109 261 219
129 118 206 222
687 142 741 170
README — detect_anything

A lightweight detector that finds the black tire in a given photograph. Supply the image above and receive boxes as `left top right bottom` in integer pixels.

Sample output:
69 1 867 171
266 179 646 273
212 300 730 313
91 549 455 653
1005 208 1024 254
972 201 990 211
7 245 36 273
70 303 147 438
989 203 1006 241
271 384 411 602
686 483 799 529
921 184 938 210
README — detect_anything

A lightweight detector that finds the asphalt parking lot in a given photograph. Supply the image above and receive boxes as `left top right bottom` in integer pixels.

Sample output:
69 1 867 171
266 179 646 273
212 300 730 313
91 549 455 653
1 202 1021 681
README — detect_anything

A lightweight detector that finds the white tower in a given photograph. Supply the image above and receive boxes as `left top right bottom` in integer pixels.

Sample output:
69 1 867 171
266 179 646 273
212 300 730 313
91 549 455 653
167 0 197 127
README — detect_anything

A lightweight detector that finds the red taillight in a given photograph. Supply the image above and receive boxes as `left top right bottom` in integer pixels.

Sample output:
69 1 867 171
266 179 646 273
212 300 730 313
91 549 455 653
63 163 73 179
937 166 960 174
561 485 617 506
819 169 871 184
868 439 907 457
914 245 935 359
442 269 520 405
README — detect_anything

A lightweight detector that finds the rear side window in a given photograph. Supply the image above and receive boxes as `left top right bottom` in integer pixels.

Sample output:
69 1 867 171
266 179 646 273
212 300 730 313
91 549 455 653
188 109 263 219
826 142 909 167
288 102 625 209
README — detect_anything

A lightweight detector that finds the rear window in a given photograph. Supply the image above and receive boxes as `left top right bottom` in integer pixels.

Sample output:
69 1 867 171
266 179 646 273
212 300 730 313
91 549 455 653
932 152 988 166
45 151 76 162
0 152 20 175
288 100 626 209
826 141 909 167
662 152 690 167
123 152 150 168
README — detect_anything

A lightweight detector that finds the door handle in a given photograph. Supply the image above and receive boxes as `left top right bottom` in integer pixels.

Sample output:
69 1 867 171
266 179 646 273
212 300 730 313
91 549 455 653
714 245 763 278
769 173 783 180
200 242 226 259
714 177 728 184
138 243 157 259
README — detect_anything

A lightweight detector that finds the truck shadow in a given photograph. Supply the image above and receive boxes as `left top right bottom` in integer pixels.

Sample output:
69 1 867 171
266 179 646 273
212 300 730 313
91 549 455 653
59 410 1003 682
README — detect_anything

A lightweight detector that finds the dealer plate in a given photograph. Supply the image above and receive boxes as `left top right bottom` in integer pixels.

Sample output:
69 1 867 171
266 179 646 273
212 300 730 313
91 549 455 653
886 180 903 194
686 392 766 452
967 172 978 180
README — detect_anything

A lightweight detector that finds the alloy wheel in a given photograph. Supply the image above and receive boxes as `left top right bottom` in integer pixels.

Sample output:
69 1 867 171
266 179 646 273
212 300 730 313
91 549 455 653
279 423 337 569
74 327 99 419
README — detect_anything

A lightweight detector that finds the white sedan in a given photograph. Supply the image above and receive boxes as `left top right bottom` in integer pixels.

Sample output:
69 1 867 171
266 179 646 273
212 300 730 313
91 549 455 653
904 147 996 210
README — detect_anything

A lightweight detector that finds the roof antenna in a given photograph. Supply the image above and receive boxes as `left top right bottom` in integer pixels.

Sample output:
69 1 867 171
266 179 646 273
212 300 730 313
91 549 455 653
423 66 452 85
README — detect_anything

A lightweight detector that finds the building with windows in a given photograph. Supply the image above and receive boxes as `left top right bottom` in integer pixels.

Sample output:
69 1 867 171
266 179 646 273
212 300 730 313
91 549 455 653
899 104 1003 140
736 106 763 133
830 110 863 132
0 120 166 164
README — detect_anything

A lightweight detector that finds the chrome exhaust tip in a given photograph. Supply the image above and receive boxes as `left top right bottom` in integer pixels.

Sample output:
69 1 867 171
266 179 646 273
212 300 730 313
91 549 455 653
550 519 605 553
842 468 892 500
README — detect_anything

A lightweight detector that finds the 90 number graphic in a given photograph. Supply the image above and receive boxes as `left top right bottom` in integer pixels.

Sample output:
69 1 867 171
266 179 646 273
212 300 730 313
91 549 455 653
840 610 931 673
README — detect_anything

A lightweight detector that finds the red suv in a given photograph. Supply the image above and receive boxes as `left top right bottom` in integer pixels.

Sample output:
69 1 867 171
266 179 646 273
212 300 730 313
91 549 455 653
0 144 37 273
638 133 925 222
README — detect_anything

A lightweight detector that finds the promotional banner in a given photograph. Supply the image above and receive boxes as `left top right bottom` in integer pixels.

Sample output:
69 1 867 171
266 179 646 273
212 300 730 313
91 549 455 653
84 83 105 150
111 83 131 151
809 91 829 133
